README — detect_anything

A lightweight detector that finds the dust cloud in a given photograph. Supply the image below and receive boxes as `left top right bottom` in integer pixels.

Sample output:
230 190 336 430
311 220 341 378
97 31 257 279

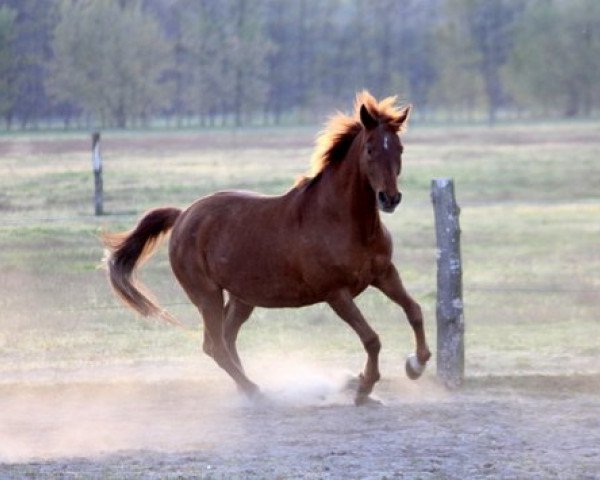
0 355 446 463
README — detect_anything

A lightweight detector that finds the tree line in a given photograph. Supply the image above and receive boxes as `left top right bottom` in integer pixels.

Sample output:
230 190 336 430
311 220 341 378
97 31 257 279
0 0 599 130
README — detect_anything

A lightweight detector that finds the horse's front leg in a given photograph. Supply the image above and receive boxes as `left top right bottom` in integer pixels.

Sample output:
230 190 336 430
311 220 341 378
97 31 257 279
373 264 431 379
327 289 381 405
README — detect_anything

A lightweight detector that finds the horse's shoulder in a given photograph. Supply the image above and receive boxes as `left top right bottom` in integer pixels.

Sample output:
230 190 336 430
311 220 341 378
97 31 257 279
368 225 393 272
372 223 393 253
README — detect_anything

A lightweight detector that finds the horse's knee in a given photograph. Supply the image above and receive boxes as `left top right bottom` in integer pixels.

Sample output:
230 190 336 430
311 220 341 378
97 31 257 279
364 335 381 356
407 302 423 326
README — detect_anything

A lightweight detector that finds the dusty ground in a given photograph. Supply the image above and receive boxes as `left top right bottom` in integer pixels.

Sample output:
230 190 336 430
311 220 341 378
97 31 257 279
1 365 599 479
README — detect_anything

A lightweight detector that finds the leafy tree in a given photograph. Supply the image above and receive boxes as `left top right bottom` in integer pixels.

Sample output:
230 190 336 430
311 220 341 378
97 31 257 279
175 0 228 125
229 0 271 126
401 2 439 116
457 0 524 123
47 0 173 128
0 0 56 129
430 3 486 119
0 5 17 125
264 0 319 122
264 0 292 122
508 0 600 117
176 0 270 126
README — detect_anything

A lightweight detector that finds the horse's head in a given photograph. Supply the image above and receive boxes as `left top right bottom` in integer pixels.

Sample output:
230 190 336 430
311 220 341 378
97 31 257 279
359 103 411 213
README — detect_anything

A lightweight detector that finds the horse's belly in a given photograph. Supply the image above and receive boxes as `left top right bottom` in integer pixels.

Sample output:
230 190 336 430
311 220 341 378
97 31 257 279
212 233 388 308
221 266 323 308
221 259 375 309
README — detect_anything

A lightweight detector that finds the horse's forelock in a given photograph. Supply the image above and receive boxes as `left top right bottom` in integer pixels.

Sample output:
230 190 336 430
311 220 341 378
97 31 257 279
355 90 407 128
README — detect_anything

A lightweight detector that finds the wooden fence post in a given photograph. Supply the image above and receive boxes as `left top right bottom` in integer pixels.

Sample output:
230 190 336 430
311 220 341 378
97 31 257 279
431 178 464 388
92 132 103 216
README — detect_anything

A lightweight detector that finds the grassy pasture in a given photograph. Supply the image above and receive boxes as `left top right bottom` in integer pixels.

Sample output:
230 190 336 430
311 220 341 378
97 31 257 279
0 122 598 383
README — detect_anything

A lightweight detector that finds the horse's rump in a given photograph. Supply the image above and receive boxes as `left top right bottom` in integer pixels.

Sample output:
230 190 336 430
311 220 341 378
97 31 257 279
169 191 323 307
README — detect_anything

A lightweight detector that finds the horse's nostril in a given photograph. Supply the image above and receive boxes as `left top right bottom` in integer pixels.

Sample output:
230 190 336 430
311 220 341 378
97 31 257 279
395 192 402 205
378 191 388 204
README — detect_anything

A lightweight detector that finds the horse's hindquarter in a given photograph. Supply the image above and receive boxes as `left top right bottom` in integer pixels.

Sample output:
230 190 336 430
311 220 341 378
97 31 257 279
169 190 393 308
170 191 315 307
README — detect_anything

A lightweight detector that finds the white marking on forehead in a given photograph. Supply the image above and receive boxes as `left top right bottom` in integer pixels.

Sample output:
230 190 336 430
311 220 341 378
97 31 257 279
383 134 389 150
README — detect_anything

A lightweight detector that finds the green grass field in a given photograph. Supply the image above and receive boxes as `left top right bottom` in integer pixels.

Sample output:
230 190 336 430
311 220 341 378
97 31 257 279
0 122 598 382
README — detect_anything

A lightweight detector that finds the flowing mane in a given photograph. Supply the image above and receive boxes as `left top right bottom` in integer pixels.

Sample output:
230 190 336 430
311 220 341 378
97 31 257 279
297 90 408 186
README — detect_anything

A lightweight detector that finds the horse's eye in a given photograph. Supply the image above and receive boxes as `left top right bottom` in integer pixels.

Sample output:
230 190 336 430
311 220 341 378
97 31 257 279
366 144 372 155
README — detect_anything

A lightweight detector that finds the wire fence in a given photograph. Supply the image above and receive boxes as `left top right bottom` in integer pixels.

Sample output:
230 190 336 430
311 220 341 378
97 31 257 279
0 213 138 227
6 284 594 318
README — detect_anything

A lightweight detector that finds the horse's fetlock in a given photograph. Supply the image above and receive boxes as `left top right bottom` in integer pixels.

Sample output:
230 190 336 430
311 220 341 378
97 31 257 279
202 341 214 357
418 347 432 364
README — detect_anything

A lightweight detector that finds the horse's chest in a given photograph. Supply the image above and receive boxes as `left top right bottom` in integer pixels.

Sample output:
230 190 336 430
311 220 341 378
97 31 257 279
317 242 390 293
347 252 388 288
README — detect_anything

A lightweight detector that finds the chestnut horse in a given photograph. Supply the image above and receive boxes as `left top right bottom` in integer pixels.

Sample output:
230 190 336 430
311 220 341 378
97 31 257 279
103 91 431 405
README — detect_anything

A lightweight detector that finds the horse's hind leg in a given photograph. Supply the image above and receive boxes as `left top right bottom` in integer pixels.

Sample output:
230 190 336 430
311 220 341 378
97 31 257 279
198 290 260 397
328 290 381 405
223 296 254 371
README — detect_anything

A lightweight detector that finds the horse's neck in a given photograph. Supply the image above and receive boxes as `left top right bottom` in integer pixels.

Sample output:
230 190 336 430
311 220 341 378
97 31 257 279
314 135 382 241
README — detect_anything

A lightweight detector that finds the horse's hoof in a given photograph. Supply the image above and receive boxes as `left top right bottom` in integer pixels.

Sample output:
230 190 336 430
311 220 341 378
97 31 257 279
342 373 362 392
354 395 384 407
242 384 265 402
242 389 274 409
405 354 426 380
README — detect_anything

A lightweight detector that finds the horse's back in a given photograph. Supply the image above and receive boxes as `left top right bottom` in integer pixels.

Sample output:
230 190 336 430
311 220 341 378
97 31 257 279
170 190 281 264
172 190 290 241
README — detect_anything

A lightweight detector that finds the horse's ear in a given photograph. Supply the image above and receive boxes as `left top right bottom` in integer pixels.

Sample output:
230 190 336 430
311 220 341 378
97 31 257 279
391 104 412 131
360 104 378 130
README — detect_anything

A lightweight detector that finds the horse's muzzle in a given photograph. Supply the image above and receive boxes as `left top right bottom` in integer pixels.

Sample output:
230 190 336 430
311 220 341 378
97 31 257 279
377 191 402 213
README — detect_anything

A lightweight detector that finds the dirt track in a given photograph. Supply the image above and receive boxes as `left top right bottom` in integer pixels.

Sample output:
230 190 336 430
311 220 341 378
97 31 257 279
1 370 599 479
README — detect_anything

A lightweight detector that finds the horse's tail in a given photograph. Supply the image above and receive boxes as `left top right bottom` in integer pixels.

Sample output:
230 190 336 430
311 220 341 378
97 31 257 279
102 207 182 325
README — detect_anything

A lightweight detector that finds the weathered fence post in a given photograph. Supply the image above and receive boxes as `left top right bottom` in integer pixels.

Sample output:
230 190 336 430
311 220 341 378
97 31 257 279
92 132 103 216
431 178 464 388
